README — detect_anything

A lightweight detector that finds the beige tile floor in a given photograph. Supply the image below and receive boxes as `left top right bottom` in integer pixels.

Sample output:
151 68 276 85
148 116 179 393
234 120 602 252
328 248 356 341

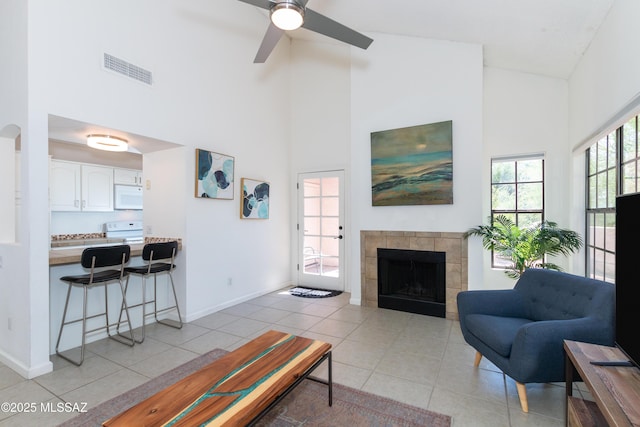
0 288 589 426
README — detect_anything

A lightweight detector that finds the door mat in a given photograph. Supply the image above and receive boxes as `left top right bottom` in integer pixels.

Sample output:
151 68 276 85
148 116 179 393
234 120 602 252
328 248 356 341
288 286 343 298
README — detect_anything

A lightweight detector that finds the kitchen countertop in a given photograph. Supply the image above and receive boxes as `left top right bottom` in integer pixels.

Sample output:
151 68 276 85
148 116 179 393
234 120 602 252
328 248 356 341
49 237 182 266
49 243 146 266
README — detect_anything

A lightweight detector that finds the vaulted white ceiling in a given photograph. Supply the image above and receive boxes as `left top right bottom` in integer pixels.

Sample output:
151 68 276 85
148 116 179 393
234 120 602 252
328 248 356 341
49 1 616 150
268 0 615 79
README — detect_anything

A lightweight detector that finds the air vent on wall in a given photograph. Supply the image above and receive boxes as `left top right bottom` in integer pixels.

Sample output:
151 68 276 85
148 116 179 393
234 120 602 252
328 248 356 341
103 53 153 85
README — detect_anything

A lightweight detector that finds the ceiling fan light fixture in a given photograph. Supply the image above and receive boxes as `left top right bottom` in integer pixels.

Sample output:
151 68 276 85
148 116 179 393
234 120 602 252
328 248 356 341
86 134 128 152
270 1 304 31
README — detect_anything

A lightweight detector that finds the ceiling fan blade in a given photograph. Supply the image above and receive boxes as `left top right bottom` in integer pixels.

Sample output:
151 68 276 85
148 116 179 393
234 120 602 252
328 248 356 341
236 0 273 11
254 23 285 63
302 8 373 50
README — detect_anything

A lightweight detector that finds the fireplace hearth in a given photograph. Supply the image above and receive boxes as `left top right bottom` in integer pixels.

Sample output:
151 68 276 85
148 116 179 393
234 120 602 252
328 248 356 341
377 248 446 317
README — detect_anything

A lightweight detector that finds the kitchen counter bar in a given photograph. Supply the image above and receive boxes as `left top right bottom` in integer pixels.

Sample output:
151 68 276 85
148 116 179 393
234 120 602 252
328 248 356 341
49 237 182 355
49 243 146 266
49 238 182 266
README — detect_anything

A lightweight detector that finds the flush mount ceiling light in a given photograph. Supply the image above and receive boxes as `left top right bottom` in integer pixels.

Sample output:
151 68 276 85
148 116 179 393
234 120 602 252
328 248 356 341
86 134 128 152
270 1 304 31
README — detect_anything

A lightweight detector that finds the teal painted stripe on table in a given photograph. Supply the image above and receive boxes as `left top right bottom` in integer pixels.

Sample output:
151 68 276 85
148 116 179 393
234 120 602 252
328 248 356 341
165 335 313 427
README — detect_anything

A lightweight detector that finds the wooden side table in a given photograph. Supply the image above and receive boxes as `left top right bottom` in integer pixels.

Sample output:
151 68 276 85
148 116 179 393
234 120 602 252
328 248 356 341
564 340 640 427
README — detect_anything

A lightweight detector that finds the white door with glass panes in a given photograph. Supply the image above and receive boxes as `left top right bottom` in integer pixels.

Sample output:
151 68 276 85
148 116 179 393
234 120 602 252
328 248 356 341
297 171 345 291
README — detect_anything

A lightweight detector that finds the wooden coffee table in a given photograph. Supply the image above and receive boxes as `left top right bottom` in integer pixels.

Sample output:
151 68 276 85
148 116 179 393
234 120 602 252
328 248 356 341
103 330 332 426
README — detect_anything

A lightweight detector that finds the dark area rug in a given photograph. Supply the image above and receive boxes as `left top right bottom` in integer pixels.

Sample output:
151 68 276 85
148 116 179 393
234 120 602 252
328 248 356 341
255 380 450 427
288 286 343 298
62 348 450 427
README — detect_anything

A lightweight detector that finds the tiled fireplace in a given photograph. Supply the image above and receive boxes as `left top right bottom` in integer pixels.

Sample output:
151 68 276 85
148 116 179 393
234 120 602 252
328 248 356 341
360 230 468 320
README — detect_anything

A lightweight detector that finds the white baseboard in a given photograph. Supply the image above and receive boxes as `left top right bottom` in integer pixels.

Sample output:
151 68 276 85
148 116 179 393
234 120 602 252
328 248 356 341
184 281 293 323
0 349 53 379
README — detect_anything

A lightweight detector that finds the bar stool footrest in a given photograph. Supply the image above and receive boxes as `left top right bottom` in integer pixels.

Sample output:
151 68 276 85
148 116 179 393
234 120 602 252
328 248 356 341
156 318 182 329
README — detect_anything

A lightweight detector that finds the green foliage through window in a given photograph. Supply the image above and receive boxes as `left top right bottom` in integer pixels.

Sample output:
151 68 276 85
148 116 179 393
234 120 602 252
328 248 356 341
585 114 640 283
491 157 544 268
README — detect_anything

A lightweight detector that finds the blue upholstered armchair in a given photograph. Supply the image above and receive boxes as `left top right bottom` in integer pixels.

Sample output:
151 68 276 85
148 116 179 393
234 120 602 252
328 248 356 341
457 268 614 412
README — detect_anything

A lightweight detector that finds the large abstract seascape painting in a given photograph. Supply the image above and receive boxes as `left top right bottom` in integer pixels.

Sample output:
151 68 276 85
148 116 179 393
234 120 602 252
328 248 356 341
195 149 234 199
371 121 453 206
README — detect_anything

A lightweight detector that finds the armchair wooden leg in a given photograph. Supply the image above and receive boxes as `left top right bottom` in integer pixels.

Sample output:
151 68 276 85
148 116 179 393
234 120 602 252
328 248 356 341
516 382 529 412
474 351 482 367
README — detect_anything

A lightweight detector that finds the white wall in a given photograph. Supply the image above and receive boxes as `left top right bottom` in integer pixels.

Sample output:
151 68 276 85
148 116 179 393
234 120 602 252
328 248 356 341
349 34 484 301
143 147 187 242
0 136 15 242
6 0 293 376
289 40 351 173
569 0 640 148
142 146 187 318
289 40 351 287
0 0 51 378
483 68 570 289
568 0 640 274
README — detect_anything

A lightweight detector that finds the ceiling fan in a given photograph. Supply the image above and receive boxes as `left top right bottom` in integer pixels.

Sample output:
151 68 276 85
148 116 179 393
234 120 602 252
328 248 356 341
237 0 373 63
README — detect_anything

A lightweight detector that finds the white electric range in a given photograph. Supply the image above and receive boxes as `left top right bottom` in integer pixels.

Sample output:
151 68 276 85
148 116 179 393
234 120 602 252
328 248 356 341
104 220 144 244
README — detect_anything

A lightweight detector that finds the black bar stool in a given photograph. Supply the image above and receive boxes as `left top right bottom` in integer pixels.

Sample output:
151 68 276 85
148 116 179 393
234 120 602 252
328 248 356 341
55 244 135 366
118 241 183 343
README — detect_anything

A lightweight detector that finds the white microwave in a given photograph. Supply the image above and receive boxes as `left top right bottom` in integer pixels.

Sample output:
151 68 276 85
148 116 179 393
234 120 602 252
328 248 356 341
114 184 143 210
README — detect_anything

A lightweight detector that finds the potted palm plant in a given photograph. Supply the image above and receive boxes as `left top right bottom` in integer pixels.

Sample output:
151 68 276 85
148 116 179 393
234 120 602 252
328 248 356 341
465 215 583 279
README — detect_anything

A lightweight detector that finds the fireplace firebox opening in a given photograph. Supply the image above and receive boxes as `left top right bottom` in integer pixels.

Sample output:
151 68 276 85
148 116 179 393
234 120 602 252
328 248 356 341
377 248 446 317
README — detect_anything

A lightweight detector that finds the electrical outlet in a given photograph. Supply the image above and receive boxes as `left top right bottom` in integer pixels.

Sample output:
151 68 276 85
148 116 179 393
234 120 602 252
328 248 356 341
227 277 233 286
0 255 3 268
7 318 11 331
145 225 153 235
146 179 151 190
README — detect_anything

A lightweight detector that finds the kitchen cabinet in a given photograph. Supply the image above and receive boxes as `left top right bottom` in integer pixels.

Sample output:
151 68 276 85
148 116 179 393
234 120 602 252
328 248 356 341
50 160 114 212
82 165 114 211
50 161 81 211
114 168 143 186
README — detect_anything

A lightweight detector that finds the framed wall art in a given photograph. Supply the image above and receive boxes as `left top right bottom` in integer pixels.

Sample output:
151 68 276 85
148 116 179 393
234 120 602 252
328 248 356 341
195 148 234 199
370 120 453 206
240 178 270 219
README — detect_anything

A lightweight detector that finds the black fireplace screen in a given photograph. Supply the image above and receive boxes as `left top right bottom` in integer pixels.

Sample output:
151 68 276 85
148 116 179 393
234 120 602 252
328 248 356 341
377 248 446 317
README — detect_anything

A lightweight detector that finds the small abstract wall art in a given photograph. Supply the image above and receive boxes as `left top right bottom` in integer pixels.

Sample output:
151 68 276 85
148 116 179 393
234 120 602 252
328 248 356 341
370 120 453 206
241 178 270 219
195 149 234 199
